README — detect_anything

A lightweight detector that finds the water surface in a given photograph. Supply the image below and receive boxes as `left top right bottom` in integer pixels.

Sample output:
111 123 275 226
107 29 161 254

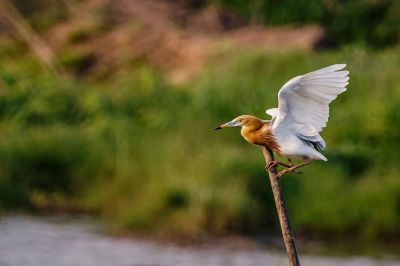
0 216 398 266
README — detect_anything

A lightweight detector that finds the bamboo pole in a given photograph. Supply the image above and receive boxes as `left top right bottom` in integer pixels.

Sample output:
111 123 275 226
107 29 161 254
262 146 300 266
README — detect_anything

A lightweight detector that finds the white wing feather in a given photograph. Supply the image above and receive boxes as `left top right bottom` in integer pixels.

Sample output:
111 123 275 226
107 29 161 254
266 108 278 117
268 64 349 148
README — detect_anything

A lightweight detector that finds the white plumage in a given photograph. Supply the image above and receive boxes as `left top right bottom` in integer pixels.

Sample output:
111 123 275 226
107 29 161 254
266 64 349 161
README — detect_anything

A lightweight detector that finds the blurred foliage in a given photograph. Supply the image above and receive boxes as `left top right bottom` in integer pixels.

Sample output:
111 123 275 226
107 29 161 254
10 0 70 31
0 42 400 242
211 0 400 47
6 0 400 47
211 0 325 24
6 0 400 48
60 51 97 77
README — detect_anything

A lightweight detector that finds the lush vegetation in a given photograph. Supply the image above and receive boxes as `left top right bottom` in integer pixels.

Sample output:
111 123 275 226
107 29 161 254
1 41 400 242
9 0 400 48
212 0 400 47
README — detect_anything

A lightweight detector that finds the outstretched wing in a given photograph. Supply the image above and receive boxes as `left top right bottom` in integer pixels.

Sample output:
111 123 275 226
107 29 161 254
268 64 349 145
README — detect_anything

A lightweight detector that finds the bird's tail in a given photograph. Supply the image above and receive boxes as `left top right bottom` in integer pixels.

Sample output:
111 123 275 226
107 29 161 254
315 152 328 161
302 140 328 161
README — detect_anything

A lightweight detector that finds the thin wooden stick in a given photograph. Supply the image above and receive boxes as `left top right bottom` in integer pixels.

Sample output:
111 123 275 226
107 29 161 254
262 146 300 266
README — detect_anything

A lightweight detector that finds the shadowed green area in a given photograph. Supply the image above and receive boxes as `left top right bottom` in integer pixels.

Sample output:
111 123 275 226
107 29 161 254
0 43 400 242
212 0 400 48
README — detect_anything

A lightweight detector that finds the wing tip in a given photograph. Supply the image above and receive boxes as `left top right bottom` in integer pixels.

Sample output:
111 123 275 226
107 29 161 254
330 63 347 72
307 63 348 76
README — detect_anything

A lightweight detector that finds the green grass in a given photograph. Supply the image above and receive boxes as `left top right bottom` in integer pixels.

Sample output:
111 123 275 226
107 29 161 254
0 45 400 242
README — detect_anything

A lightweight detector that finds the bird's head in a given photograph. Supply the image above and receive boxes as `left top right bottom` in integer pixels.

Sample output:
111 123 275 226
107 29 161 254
214 115 263 130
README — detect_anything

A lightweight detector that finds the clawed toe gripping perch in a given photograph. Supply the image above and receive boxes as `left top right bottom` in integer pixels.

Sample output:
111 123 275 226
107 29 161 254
266 160 309 180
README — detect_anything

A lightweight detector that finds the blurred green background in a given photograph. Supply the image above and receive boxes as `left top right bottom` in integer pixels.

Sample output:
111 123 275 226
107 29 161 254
0 0 399 246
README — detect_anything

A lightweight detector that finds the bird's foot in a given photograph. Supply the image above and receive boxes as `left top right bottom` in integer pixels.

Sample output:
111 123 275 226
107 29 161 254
266 161 293 171
275 161 311 180
266 161 279 171
276 167 303 180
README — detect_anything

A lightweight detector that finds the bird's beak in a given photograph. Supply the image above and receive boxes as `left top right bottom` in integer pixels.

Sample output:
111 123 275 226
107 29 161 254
213 120 241 130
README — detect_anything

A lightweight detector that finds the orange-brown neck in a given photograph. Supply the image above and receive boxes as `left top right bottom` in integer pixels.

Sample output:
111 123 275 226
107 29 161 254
240 118 280 152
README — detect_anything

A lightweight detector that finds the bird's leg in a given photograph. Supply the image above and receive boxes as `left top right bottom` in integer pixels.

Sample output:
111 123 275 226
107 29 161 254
285 158 301 173
266 158 294 171
266 161 293 171
276 160 311 180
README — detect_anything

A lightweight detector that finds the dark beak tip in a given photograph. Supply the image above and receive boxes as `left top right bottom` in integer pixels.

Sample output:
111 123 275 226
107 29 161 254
213 126 222 130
